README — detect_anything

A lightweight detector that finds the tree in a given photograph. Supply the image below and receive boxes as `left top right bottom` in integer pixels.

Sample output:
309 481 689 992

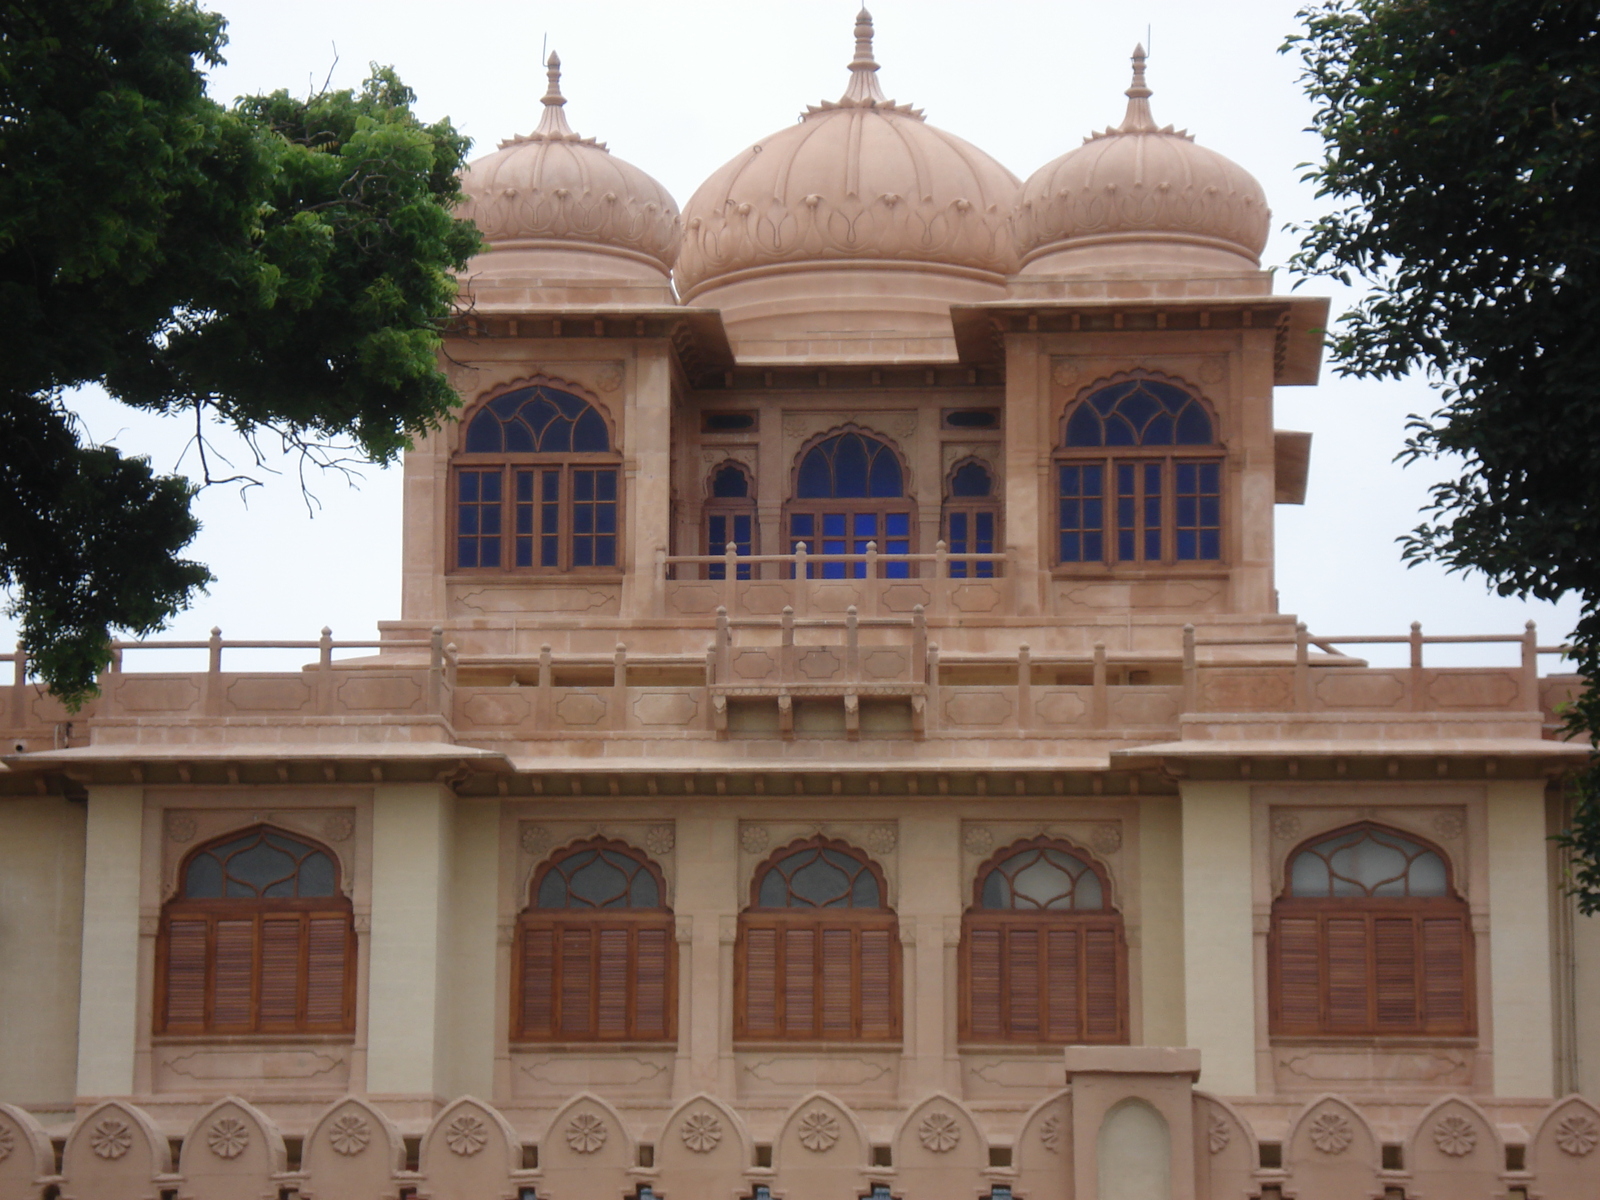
1285 0 1600 906
0 0 481 704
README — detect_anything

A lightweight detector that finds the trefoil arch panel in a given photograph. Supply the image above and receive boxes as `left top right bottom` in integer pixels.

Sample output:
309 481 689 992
960 837 1128 1045
703 459 757 580
785 425 916 580
942 456 1001 579
513 838 675 1043
736 837 900 1042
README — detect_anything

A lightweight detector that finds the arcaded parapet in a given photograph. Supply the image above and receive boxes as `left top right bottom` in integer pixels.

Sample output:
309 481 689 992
418 1096 522 1200
299 1096 406 1199
1193 1092 1257 1200
1282 1094 1382 1198
60 1099 174 1200
1527 1094 1600 1197
890 1094 989 1198
771 1091 873 1200
1403 1095 1504 1200
536 1093 635 1200
0 1103 54 1197
654 1093 756 1199
175 1096 286 1200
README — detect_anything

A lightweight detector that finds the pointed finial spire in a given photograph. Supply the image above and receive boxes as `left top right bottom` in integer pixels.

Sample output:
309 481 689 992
841 7 889 105
534 50 577 138
1118 43 1158 133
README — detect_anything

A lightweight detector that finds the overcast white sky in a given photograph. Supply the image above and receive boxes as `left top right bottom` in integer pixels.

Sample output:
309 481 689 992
4 0 1580 672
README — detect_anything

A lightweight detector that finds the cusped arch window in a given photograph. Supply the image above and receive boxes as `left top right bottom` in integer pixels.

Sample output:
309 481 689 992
704 460 756 580
943 457 1001 579
961 838 1127 1045
453 382 621 573
736 838 899 1041
514 839 675 1042
787 428 915 579
1056 372 1222 567
1269 823 1473 1037
156 826 355 1035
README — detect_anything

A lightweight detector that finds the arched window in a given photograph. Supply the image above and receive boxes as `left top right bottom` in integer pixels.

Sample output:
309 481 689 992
1055 373 1221 567
943 458 1000 578
514 839 675 1042
155 827 354 1035
1269 823 1473 1037
736 838 899 1041
453 382 620 573
787 428 915 579
704 461 756 580
960 839 1127 1045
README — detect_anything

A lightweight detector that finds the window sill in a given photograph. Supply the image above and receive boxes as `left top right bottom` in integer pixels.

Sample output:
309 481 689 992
1269 1034 1478 1048
445 572 625 582
959 1040 1127 1052
1050 565 1230 579
509 1040 676 1051
152 1032 355 1045
734 1040 903 1052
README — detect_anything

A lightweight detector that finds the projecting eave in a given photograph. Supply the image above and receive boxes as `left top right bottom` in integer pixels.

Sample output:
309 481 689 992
448 305 734 372
949 294 1330 384
1112 736 1587 779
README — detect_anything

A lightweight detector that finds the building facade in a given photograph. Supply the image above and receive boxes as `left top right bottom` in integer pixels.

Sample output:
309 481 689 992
2 13 1598 1200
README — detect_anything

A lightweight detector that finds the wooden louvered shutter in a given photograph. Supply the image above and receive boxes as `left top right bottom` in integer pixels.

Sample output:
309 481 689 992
212 919 257 1028
820 928 854 1037
967 925 1002 1039
163 918 210 1031
1373 917 1420 1030
1274 915 1323 1031
519 926 556 1037
1045 927 1082 1041
258 916 303 1025
743 926 779 1037
1006 928 1043 1039
596 928 631 1037
1325 917 1372 1029
559 928 594 1037
1421 915 1470 1032
1083 926 1121 1041
858 926 894 1039
633 924 671 1039
305 915 350 1027
783 927 817 1036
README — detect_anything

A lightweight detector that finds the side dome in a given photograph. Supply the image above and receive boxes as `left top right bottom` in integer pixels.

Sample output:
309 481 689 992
456 54 681 307
675 10 1020 362
1015 47 1270 279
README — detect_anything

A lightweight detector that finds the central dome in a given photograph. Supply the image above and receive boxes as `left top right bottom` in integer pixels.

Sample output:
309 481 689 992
675 10 1019 362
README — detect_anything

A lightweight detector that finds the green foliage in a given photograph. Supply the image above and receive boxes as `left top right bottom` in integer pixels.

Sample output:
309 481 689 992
0 0 481 706
1285 0 1600 907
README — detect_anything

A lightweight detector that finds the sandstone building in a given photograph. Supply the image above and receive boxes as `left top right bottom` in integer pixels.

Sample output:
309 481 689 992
2 12 1598 1199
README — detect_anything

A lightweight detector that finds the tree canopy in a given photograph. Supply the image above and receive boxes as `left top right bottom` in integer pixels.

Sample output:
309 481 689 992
0 0 480 703
1286 0 1600 905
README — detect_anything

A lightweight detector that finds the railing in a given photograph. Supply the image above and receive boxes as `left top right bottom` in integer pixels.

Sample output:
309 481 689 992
654 540 1013 618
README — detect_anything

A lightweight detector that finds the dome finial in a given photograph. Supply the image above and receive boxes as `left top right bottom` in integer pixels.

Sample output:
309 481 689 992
535 49 577 139
841 7 889 105
1118 43 1158 133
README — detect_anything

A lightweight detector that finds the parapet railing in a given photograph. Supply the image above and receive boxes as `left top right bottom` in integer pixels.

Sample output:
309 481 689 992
654 540 1013 618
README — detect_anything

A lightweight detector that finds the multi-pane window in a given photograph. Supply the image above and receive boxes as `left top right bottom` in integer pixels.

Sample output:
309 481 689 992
944 459 1000 578
1056 373 1221 566
453 384 620 573
156 827 355 1035
1269 824 1473 1037
961 839 1127 1045
514 840 675 1043
787 429 915 579
736 839 899 1041
704 461 756 580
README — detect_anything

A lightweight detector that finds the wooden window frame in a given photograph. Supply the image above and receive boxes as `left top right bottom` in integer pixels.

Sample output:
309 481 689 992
943 456 1002 579
450 381 623 577
1268 823 1475 1038
734 837 901 1043
784 427 918 580
154 829 355 1037
703 460 758 581
958 837 1129 1046
1053 372 1224 570
512 839 676 1044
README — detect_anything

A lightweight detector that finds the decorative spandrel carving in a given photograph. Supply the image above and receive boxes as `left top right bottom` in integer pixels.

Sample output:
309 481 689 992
680 1113 723 1154
89 1119 133 1160
963 825 994 854
327 1114 371 1157
1038 1113 1062 1153
445 1114 488 1157
166 812 197 843
797 1110 841 1153
1431 1115 1477 1158
521 824 553 855
565 1113 609 1154
1555 1114 1599 1156
1308 1112 1354 1155
206 1118 250 1160
1208 1116 1231 1154
918 1112 961 1153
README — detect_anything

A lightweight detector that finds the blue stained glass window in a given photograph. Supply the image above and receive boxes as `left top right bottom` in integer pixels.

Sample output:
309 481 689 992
1058 465 1103 562
1063 378 1214 448
464 386 613 454
795 432 904 498
950 461 992 497
457 469 502 568
711 463 750 498
708 512 754 580
1174 461 1222 561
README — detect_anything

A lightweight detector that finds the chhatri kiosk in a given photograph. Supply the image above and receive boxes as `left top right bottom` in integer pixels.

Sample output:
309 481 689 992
2 12 1597 1200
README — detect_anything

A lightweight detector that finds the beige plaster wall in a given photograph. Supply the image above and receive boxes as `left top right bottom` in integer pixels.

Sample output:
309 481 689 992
1179 781 1255 1094
1487 781 1555 1097
0 796 85 1112
367 783 455 1099
1138 796 1185 1047
75 786 144 1099
444 799 499 1100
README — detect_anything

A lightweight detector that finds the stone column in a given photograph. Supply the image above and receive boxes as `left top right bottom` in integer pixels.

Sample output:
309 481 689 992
624 344 672 617
1003 334 1044 614
898 816 960 1096
444 799 499 1100
1064 1046 1201 1200
1486 780 1555 1096
75 786 144 1099
1179 781 1256 1095
1139 795 1186 1046
671 817 736 1097
366 783 455 1111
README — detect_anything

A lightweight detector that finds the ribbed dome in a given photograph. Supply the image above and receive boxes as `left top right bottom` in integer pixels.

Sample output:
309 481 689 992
1015 48 1270 275
675 10 1019 299
458 54 680 274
